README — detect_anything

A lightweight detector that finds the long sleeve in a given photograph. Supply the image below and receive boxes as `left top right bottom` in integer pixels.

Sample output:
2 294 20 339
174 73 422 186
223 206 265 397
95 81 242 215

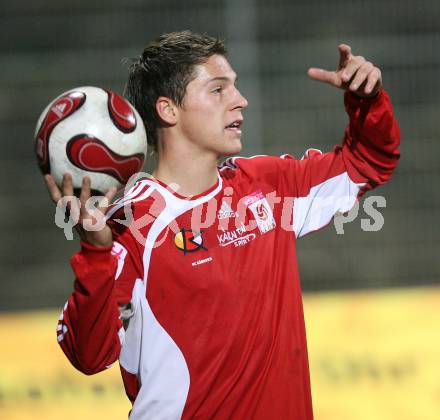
340 89 401 189
222 89 400 238
57 241 123 375
291 89 400 237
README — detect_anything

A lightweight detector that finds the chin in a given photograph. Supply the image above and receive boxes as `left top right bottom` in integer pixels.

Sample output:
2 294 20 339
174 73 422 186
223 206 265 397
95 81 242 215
224 138 242 156
219 146 241 158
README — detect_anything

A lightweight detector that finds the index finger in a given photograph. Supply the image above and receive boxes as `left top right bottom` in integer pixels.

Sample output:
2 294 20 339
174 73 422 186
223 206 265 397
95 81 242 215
338 44 353 68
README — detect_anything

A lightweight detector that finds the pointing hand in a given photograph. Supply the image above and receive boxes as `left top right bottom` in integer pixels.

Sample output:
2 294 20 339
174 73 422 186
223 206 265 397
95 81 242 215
307 44 382 98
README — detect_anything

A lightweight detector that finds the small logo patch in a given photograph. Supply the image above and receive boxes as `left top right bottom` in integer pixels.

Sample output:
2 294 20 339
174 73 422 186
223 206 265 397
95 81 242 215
245 191 276 234
112 241 128 280
218 200 237 219
174 229 207 255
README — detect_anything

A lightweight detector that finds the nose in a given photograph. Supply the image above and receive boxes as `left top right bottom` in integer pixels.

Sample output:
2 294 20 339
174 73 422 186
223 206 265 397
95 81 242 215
233 87 248 110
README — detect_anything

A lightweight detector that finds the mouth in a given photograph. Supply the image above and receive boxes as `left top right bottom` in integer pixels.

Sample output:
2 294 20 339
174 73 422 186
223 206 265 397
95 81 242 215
225 119 243 135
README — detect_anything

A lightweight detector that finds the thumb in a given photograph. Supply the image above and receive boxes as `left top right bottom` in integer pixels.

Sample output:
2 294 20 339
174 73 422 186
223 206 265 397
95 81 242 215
99 186 118 214
307 68 340 86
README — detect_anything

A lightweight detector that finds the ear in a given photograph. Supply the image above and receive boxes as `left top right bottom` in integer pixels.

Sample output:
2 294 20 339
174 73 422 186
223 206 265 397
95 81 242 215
156 96 178 125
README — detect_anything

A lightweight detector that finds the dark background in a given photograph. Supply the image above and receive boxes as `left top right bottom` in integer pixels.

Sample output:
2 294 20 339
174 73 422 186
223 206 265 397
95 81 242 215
1 0 438 311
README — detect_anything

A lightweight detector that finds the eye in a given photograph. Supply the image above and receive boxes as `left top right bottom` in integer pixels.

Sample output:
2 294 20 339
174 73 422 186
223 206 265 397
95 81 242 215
212 86 223 94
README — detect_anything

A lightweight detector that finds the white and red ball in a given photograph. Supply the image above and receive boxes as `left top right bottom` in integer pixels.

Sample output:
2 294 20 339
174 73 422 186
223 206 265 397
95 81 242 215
34 86 148 194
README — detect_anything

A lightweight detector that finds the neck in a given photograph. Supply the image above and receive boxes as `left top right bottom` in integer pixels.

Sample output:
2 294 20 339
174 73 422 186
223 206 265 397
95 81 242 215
152 139 220 198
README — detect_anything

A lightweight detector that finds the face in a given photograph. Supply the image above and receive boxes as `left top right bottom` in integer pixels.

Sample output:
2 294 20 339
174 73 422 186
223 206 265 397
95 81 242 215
176 54 248 158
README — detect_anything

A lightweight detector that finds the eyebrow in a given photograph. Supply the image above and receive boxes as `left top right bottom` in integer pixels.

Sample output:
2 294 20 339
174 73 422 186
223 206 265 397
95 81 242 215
205 76 237 85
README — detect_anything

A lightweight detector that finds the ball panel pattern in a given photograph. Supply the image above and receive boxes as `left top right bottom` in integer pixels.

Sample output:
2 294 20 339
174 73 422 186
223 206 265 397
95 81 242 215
35 91 86 174
106 89 137 133
66 134 145 184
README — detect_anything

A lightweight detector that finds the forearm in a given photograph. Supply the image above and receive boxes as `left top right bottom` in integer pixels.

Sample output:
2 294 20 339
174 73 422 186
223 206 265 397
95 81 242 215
57 241 122 375
341 89 401 189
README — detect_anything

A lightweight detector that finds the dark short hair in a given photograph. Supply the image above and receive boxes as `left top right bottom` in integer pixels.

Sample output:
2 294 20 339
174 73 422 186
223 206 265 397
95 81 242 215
124 30 227 152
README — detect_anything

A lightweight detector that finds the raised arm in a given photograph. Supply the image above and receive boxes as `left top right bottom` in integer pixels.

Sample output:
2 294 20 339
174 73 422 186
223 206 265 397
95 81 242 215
292 44 400 237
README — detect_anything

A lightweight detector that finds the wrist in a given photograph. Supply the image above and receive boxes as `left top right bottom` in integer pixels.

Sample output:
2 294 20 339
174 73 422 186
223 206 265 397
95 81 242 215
348 87 383 101
80 240 113 252
75 224 114 248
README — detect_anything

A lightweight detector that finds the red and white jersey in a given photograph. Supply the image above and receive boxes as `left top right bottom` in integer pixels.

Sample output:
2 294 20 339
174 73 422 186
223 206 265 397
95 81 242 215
57 90 400 419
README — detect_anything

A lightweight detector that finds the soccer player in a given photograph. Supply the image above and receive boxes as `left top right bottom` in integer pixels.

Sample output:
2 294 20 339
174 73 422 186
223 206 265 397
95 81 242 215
45 31 400 419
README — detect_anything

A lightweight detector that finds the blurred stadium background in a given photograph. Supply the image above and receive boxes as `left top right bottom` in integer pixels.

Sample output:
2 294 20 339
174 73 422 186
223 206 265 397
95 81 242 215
0 0 439 419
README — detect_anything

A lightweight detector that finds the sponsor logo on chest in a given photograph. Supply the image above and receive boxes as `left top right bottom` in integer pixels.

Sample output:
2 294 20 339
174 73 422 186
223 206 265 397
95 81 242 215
217 222 256 248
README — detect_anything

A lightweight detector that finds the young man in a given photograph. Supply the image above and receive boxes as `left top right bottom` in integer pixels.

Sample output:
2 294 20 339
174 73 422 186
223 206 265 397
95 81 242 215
46 31 400 419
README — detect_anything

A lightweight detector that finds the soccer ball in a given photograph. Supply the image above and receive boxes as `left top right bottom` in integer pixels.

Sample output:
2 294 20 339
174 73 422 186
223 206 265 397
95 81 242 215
34 86 148 194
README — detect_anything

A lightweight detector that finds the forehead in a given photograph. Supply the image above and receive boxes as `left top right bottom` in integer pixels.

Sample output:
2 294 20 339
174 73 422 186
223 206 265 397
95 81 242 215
192 54 237 84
